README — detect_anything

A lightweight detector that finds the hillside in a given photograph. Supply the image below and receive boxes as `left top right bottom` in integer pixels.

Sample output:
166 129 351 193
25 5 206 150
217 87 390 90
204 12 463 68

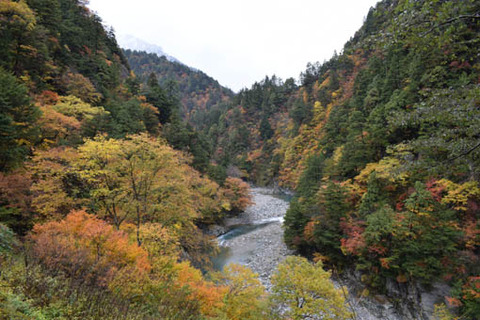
195 0 480 317
124 49 234 125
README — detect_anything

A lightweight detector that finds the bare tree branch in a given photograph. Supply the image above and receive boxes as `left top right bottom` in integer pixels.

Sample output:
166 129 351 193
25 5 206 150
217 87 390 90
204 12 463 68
422 12 480 36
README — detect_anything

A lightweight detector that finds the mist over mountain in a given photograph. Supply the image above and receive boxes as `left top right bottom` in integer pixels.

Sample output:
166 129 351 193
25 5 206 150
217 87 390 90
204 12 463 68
117 34 180 63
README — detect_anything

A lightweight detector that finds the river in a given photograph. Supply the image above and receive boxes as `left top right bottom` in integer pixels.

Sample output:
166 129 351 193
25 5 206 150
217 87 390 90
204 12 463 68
212 187 292 289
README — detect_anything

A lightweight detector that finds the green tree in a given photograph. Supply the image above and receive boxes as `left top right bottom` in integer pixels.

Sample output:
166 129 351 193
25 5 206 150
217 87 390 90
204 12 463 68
283 200 309 250
259 116 273 140
364 182 463 284
0 68 40 171
358 171 388 217
103 97 146 137
390 85 480 181
310 181 352 263
289 97 312 132
162 119 212 173
339 110 374 178
284 154 325 250
145 74 178 125
0 223 17 261
296 154 324 199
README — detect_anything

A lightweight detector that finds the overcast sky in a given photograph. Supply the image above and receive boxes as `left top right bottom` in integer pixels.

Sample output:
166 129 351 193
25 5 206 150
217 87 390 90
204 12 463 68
88 0 379 92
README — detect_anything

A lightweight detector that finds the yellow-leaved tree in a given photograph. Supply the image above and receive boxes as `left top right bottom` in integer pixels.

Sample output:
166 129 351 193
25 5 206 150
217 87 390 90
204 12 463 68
76 133 199 245
29 147 85 219
270 256 352 320
212 264 268 320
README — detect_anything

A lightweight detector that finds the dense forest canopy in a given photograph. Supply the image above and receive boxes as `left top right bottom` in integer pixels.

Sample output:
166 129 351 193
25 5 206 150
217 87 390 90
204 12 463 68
0 0 479 318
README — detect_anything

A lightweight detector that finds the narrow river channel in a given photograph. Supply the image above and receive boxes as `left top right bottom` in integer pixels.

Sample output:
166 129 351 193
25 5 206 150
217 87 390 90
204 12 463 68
212 187 292 288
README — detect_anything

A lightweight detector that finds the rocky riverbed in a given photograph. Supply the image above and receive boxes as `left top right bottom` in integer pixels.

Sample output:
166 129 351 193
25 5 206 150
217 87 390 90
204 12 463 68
213 187 293 289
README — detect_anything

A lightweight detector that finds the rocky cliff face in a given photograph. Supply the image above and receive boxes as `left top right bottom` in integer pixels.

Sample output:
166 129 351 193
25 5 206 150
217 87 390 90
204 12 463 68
336 270 452 320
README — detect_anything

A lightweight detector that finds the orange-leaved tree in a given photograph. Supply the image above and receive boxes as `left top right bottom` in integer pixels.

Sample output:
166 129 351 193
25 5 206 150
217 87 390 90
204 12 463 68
222 177 253 213
175 261 226 317
29 210 150 287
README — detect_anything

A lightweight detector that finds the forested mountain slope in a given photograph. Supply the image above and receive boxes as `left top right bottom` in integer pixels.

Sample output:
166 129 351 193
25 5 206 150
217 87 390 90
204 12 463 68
195 0 480 316
124 49 234 125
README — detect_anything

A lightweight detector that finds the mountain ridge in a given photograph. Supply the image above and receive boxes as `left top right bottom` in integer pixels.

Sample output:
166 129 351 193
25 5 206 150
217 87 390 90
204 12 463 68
123 49 234 126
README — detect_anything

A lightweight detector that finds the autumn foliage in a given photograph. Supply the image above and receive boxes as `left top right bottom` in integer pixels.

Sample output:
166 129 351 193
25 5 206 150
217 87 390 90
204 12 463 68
175 262 226 316
270 256 351 320
29 210 150 287
1 0 480 318
222 177 253 213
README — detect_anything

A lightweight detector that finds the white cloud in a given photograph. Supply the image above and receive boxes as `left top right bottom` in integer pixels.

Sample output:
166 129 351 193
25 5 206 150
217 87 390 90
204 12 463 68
88 0 379 92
